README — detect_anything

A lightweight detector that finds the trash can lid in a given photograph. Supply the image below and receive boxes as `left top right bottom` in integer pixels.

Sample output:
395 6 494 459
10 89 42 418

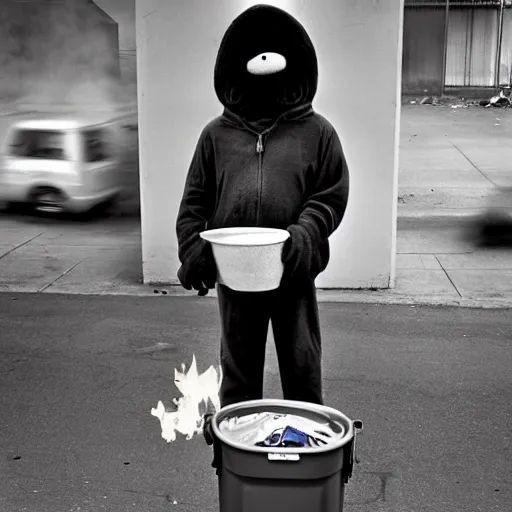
212 399 355 454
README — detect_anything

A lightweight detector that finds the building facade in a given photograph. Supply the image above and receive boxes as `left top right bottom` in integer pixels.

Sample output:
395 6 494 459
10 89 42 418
403 0 512 95
0 0 119 104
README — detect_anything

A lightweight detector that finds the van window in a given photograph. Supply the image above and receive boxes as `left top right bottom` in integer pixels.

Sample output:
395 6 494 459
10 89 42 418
9 130 67 160
83 129 110 162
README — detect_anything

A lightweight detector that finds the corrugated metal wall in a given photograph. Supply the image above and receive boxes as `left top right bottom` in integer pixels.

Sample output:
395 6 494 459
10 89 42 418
402 7 447 95
499 8 512 85
445 7 499 86
403 1 511 93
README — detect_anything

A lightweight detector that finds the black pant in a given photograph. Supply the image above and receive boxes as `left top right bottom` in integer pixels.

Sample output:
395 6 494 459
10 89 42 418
217 279 323 408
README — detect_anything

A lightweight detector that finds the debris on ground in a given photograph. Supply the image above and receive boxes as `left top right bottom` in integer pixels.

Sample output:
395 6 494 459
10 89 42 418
403 89 512 109
480 88 512 108
398 194 415 204
403 95 479 108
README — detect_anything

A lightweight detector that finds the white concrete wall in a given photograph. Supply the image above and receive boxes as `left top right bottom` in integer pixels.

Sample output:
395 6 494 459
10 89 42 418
136 0 404 288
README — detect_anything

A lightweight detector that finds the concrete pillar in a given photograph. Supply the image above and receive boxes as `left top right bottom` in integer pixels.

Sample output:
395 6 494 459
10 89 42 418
136 0 404 288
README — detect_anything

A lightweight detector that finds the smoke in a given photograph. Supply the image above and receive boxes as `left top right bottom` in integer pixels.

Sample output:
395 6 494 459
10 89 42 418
0 0 133 111
151 355 223 443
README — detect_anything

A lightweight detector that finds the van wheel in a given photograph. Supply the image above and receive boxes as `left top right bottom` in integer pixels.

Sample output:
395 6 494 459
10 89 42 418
30 188 66 214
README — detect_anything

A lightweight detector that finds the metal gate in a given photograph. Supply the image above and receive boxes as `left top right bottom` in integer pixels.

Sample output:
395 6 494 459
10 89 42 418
403 0 511 94
402 3 447 95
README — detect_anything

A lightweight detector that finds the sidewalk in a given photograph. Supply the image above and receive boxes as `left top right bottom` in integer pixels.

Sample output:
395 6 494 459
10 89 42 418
0 105 511 308
398 102 512 217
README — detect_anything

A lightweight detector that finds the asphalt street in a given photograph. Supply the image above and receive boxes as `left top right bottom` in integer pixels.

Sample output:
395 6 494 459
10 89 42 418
1 293 511 511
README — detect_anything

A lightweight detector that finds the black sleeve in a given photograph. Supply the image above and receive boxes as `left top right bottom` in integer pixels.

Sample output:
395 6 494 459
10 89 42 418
283 124 349 280
298 126 349 241
176 127 217 265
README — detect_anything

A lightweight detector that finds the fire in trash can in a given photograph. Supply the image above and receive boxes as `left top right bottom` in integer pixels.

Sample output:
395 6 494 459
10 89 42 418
151 355 222 442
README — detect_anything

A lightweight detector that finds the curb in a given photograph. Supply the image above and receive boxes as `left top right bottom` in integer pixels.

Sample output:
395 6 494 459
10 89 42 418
315 291 512 309
398 209 486 219
0 107 137 119
1 286 510 310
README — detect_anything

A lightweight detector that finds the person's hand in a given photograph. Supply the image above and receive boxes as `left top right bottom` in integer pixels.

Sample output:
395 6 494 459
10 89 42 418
177 244 217 295
177 264 215 295
203 413 215 445
281 224 314 281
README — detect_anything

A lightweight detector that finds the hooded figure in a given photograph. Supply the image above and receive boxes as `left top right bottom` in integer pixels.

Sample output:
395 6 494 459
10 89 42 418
176 5 349 412
214 4 318 121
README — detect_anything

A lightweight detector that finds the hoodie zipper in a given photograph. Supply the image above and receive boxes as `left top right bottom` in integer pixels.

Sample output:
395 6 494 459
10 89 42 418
222 106 313 226
243 119 282 225
256 134 264 224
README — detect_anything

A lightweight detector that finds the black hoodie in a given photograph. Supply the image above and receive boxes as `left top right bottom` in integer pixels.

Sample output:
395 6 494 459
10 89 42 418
176 4 349 281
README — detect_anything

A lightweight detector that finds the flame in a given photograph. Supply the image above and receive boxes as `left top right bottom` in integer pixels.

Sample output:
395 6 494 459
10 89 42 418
151 355 223 442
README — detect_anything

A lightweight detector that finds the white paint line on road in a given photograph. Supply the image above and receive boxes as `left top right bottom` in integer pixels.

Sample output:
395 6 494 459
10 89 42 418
0 232 45 260
37 257 89 293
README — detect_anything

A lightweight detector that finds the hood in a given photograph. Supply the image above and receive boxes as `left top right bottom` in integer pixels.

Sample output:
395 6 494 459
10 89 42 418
214 4 318 121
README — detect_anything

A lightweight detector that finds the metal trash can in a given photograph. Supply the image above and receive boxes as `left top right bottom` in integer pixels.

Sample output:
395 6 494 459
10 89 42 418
211 399 362 512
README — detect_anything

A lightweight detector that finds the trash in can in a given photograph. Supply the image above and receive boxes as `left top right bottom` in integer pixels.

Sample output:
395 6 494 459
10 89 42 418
255 425 322 448
217 411 341 447
211 399 363 512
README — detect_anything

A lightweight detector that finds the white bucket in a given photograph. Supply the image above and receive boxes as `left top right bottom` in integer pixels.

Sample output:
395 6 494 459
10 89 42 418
199 227 290 292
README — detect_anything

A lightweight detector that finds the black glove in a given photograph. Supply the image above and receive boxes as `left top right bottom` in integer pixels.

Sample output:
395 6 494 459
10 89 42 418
177 242 217 296
203 413 215 446
281 224 323 282
203 405 221 475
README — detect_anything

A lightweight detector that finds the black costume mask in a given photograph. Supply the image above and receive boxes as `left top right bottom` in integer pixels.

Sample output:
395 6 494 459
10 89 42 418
214 4 318 121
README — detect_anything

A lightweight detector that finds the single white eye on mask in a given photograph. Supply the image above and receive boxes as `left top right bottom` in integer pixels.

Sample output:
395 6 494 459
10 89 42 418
247 52 287 75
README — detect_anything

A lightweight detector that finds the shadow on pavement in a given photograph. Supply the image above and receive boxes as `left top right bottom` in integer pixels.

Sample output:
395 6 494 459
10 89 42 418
0 200 140 225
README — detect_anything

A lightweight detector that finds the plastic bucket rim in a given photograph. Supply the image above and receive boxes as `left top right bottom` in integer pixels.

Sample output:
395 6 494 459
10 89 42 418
211 398 355 455
200 227 290 247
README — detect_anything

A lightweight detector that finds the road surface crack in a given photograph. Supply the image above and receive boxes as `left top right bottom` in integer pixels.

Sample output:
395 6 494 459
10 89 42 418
450 142 494 185
0 232 44 260
37 257 89 293
435 255 462 298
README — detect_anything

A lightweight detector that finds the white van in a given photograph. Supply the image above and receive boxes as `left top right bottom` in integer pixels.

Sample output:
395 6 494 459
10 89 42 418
0 117 124 214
